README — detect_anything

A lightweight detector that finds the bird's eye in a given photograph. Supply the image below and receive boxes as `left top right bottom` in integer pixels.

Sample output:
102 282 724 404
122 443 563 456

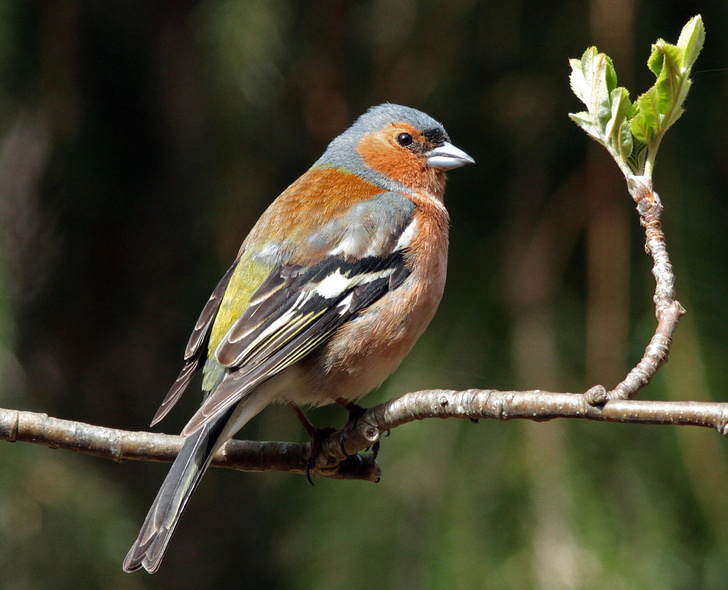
396 132 413 147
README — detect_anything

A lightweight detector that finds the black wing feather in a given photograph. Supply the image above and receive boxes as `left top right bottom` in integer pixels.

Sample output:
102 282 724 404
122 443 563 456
181 251 409 436
150 261 238 426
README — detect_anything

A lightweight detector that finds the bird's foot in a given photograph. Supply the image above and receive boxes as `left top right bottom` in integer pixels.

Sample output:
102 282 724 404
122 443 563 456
305 425 337 485
288 402 338 484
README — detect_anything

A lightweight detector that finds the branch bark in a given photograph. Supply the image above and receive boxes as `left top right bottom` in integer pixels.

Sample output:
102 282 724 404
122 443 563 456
0 406 381 482
602 176 686 402
3 389 728 482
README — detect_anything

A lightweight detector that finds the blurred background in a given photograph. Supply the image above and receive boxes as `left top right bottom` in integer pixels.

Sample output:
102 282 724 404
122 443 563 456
0 1 726 588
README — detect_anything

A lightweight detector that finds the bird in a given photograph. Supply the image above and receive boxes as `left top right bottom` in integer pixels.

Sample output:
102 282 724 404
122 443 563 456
123 103 473 573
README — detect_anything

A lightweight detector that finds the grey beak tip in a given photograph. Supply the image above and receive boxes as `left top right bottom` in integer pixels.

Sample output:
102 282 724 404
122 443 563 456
426 141 475 170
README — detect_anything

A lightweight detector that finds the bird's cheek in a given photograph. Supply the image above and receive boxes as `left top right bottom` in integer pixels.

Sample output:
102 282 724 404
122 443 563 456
357 134 420 187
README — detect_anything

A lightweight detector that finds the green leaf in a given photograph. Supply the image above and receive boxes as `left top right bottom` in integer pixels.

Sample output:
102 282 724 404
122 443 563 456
606 87 633 161
604 54 618 94
630 89 658 145
568 111 600 140
569 46 635 175
569 47 615 131
618 118 633 163
649 42 681 80
647 41 664 76
569 53 593 106
662 44 682 97
628 17 702 152
568 15 704 179
628 138 648 173
677 14 705 71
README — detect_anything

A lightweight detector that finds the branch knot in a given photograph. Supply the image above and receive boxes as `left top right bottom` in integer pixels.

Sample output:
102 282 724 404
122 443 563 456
584 385 608 406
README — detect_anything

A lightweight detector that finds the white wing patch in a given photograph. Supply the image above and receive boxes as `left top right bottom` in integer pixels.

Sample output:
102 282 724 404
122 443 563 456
313 269 352 298
395 217 418 251
313 267 396 299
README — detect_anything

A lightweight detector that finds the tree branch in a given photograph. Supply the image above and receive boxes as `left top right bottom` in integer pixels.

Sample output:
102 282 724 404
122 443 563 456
602 176 686 402
0 406 380 482
3 388 728 482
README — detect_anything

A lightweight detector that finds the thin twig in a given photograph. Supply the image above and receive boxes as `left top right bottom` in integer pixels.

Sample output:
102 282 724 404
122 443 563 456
593 176 686 402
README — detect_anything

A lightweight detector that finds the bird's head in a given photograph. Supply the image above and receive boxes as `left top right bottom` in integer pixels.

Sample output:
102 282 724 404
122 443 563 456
315 103 474 197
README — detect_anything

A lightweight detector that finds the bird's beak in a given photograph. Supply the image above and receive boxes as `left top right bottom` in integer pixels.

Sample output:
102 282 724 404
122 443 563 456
426 141 475 170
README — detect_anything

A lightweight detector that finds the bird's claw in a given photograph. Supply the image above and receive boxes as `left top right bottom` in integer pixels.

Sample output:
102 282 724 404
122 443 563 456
305 426 336 485
370 440 380 460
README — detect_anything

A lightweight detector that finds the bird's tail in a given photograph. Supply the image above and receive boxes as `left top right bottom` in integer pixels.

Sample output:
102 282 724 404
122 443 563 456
122 406 233 574
124 382 280 574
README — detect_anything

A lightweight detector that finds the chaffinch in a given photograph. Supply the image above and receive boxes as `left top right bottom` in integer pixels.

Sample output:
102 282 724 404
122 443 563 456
123 103 473 573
